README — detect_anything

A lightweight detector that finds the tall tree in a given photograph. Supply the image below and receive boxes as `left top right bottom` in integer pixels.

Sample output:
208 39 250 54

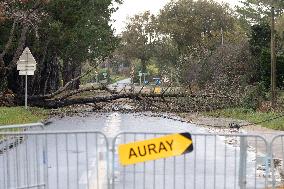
157 0 235 53
120 11 156 73
237 0 284 24
0 0 119 94
0 0 47 92
155 0 237 83
237 0 284 108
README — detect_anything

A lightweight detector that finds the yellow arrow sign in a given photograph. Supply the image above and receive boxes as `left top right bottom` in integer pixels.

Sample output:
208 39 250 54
118 133 193 166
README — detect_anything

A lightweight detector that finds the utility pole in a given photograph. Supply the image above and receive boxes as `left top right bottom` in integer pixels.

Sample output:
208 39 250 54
271 4 277 109
221 27 224 69
221 28 224 46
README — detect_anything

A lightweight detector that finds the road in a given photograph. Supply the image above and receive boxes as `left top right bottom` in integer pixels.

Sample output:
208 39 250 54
108 78 131 91
0 113 267 189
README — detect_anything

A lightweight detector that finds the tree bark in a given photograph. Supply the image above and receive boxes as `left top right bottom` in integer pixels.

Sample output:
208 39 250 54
62 61 82 90
6 24 29 74
28 91 233 109
29 67 96 100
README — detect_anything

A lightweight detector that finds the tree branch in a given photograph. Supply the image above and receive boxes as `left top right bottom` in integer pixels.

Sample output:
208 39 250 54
30 67 97 100
54 85 108 101
5 23 29 74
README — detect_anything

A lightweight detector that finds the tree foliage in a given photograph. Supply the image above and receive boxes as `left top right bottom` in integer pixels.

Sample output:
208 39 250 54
117 0 247 86
0 0 119 94
120 11 156 73
237 0 284 25
248 23 284 89
157 0 235 52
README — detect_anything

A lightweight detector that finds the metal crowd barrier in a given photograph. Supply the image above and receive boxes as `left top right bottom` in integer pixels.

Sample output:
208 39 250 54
0 130 109 189
270 135 284 189
4 122 284 189
111 132 269 189
0 123 44 132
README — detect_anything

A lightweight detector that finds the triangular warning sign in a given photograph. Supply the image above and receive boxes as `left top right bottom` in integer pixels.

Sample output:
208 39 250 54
17 47 37 66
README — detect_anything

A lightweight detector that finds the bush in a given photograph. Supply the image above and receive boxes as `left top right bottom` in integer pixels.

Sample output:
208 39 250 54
241 83 266 110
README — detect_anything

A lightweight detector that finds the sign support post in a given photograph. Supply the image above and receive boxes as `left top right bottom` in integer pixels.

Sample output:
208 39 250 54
25 50 28 109
17 47 37 109
25 74 28 109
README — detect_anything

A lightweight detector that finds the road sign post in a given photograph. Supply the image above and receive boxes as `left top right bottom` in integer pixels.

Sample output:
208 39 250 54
17 47 37 109
25 74 27 109
118 133 193 166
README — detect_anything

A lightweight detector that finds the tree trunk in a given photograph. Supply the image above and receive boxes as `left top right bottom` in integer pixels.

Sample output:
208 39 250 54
42 56 60 95
0 73 7 93
141 59 147 73
62 61 82 90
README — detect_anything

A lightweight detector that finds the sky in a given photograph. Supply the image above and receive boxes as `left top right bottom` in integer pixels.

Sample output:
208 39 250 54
111 0 241 34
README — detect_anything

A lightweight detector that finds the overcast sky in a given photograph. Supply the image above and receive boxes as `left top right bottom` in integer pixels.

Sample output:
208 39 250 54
111 0 241 34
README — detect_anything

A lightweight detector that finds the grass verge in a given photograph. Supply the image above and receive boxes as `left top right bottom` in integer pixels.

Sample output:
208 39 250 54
203 108 284 130
0 107 49 126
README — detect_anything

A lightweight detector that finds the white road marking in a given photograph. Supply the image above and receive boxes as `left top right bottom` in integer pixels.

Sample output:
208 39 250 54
79 151 108 189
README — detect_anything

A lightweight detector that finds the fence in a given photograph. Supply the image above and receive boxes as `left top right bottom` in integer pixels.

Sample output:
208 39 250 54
111 133 269 189
2 123 284 189
270 135 284 188
0 130 109 189
0 123 44 132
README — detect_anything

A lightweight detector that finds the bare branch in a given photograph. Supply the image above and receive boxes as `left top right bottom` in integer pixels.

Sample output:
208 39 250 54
48 68 95 98
6 24 29 73
55 85 108 101
30 66 99 100
161 84 172 96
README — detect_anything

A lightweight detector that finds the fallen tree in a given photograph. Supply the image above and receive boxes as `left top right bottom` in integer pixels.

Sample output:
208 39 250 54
30 92 189 108
1 66 244 111
23 82 238 111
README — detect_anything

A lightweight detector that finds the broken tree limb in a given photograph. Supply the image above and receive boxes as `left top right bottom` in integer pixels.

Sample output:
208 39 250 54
51 83 118 101
47 68 95 98
29 67 98 100
54 85 113 101
22 81 240 111
29 92 200 109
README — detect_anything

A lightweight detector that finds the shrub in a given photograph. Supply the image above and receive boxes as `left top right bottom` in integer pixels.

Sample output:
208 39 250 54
241 83 266 110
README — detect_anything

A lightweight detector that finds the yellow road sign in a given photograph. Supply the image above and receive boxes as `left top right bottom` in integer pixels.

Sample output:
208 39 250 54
154 87 161 94
118 133 193 166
